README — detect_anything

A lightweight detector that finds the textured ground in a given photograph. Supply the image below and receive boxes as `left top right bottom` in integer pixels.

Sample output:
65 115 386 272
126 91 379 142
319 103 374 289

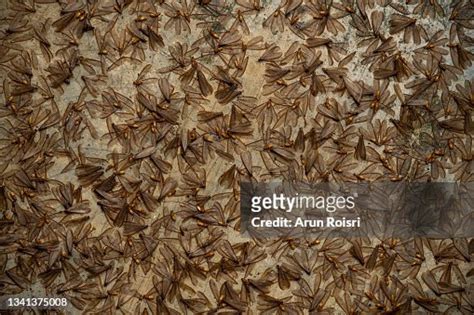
0 0 473 314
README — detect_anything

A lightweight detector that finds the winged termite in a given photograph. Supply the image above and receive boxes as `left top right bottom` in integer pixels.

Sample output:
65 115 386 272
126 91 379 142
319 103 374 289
45 48 79 89
361 79 397 119
132 64 156 92
306 37 347 65
413 0 445 19
210 29 243 57
331 0 357 18
212 66 242 104
229 53 249 78
279 42 305 65
268 264 294 290
449 25 474 70
259 139 295 164
33 19 53 63
262 6 285 34
81 75 106 98
348 239 365 265
242 277 275 304
257 293 300 314
236 0 263 14
287 51 323 80
157 177 178 203
162 1 194 35
122 221 148 236
181 58 214 96
389 14 423 45
228 9 250 35
306 0 346 36
414 30 449 62
258 43 282 62
162 42 196 73
293 274 332 312
354 135 367 160
264 63 290 85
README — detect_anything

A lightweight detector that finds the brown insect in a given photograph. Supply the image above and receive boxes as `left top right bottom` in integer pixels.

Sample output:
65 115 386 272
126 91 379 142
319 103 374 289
162 0 194 35
306 0 346 36
180 58 214 96
389 14 424 45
